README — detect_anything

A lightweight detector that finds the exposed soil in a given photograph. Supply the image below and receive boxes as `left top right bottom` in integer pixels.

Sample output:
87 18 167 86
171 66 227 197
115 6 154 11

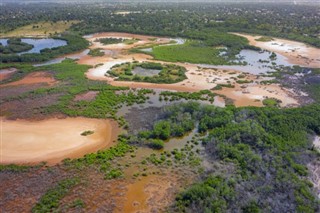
215 83 299 107
0 72 57 87
82 32 301 107
0 93 63 120
0 166 69 213
74 91 99 101
1 117 120 165
233 33 320 68
124 107 163 133
0 68 17 81
0 84 52 100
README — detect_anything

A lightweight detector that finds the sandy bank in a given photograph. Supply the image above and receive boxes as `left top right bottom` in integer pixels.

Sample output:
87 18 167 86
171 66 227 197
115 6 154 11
0 117 120 165
233 33 320 68
0 72 56 87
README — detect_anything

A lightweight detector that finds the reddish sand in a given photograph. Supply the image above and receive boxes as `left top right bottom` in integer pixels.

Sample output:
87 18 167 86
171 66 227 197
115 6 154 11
216 84 298 107
233 33 320 68
74 91 99 101
0 72 57 87
0 68 17 81
0 117 120 165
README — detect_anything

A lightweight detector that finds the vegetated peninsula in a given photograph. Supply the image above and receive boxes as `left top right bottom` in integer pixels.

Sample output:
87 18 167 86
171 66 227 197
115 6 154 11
0 1 319 213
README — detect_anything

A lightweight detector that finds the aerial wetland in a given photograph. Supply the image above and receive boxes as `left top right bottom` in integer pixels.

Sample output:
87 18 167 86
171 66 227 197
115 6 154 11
0 2 320 213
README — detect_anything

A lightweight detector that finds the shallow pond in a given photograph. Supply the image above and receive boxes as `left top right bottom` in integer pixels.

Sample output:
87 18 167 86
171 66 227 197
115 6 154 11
199 49 297 75
0 38 67 55
34 49 90 67
117 89 225 117
131 67 161 77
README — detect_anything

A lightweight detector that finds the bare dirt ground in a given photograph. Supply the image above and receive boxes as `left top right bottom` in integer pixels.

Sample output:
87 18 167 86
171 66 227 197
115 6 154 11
81 32 301 107
0 166 70 213
0 93 63 119
233 33 320 68
0 72 57 87
0 117 120 165
74 91 99 101
0 68 17 81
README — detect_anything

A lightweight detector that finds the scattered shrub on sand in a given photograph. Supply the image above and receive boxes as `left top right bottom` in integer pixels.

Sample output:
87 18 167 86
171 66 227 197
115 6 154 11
81 130 94 136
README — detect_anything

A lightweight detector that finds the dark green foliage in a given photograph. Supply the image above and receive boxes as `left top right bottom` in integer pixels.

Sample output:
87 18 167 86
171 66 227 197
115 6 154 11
81 130 94 136
148 139 164 150
168 102 320 212
160 90 216 103
175 175 236 212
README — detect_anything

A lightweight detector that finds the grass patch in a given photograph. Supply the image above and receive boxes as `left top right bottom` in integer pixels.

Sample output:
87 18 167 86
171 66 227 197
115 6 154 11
255 36 274 42
1 21 80 37
88 48 104 57
262 98 282 107
32 178 80 212
152 40 231 65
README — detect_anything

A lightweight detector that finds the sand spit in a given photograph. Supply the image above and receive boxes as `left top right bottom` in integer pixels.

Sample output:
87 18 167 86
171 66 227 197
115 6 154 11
0 117 120 165
0 72 56 87
233 33 320 68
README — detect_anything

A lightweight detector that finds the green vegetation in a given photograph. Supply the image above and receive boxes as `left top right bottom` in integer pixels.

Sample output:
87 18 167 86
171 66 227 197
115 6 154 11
0 162 46 172
160 90 216 103
0 59 153 123
108 61 187 84
163 102 320 212
0 38 34 54
255 36 274 42
175 175 235 212
262 98 282 107
147 139 164 150
0 20 79 37
212 83 235 90
96 37 139 45
269 52 277 60
0 34 89 63
32 178 80 213
88 48 104 57
236 79 253 84
152 41 236 65
81 130 94 136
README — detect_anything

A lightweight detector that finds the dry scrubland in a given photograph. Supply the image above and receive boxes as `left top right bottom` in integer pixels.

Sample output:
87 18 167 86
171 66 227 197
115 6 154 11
0 21 80 38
